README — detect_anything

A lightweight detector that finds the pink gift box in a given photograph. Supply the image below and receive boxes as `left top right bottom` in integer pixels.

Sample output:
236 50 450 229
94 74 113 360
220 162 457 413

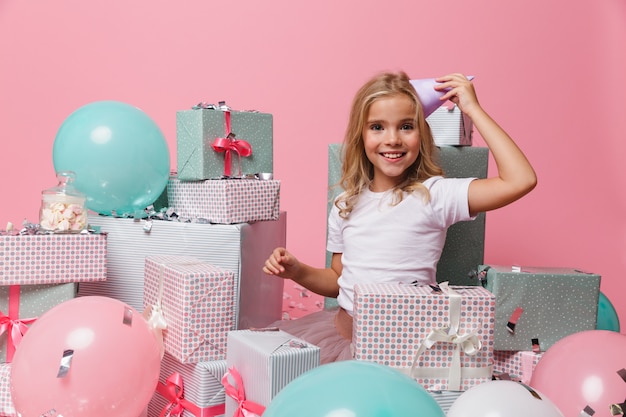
167 177 280 224
0 363 16 416
143 255 235 364
493 350 543 384
353 282 495 391
0 233 106 285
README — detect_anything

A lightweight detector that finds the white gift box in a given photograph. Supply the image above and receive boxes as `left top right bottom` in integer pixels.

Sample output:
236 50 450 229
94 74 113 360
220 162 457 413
147 353 227 417
78 214 286 329
426 104 473 146
224 329 320 416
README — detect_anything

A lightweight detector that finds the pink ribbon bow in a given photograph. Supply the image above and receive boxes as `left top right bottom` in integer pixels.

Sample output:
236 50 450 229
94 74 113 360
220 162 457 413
157 372 225 417
0 286 37 362
211 110 252 177
222 367 266 417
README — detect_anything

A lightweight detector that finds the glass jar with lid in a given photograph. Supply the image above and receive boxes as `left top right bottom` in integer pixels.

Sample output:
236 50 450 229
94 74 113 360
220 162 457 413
39 171 87 233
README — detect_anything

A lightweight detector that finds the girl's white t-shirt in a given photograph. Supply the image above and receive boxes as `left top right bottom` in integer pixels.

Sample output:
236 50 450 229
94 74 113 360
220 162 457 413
327 176 476 315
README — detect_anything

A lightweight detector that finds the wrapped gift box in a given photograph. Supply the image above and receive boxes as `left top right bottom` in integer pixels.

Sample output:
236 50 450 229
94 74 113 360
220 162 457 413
144 255 235 363
0 233 106 285
478 265 601 351
224 329 320 416
147 353 227 417
77 214 285 330
353 282 495 391
176 107 273 180
429 391 463 415
167 177 280 224
1 283 77 362
426 104 473 146
493 350 543 384
0 363 15 416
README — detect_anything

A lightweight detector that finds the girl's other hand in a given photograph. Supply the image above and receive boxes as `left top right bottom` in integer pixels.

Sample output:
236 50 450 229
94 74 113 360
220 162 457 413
434 73 480 117
262 247 301 280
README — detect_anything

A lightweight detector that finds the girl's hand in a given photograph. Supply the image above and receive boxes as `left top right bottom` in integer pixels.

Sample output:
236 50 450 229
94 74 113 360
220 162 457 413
434 73 480 117
262 247 301 280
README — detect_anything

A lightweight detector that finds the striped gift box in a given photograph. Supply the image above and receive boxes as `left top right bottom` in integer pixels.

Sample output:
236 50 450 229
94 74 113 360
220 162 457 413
426 104 473 146
77 214 286 330
167 177 280 224
225 329 320 416
147 353 227 417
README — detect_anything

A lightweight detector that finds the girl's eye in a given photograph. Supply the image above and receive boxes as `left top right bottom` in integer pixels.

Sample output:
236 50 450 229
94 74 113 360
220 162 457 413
370 124 383 131
401 124 414 130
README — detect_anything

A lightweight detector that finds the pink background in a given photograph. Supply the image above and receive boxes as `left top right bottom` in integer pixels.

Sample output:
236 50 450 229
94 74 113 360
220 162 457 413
1 1 625 323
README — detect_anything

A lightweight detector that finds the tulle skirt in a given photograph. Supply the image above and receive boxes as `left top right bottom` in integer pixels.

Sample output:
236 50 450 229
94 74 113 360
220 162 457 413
270 307 353 364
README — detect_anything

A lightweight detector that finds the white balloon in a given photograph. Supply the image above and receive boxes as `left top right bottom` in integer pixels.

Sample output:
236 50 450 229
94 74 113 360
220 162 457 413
447 380 564 417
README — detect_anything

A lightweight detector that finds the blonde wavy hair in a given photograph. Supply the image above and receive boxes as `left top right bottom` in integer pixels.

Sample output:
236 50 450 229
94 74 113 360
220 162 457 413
335 71 444 219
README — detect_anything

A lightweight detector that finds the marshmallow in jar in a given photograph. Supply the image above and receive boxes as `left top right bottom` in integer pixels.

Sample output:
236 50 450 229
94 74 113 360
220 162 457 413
39 171 87 233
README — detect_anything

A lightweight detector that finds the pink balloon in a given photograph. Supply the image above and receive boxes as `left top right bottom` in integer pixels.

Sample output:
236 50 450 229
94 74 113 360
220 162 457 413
530 330 626 417
10 296 161 417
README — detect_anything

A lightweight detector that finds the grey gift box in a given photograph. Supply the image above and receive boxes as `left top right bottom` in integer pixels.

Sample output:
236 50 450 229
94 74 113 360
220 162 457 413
176 108 273 180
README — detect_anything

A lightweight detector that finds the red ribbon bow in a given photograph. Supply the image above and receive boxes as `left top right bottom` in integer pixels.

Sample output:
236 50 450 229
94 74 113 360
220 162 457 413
0 286 37 362
157 372 225 417
222 367 266 417
211 110 252 177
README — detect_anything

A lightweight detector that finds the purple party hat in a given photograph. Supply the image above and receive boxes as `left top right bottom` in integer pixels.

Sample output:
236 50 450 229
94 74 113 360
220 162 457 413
410 76 475 117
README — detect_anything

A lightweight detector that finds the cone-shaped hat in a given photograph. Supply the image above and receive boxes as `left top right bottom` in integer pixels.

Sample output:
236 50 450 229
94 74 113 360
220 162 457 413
410 76 474 118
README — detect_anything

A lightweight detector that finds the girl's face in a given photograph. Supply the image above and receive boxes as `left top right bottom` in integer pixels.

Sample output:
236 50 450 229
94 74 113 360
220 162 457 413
362 94 420 192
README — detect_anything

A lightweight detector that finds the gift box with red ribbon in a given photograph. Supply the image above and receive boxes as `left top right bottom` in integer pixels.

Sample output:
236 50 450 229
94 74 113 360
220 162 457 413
353 282 495 391
224 329 320 416
0 283 77 363
176 103 273 181
147 352 227 417
0 232 106 285
0 363 16 416
166 176 280 224
143 255 235 364
493 350 544 384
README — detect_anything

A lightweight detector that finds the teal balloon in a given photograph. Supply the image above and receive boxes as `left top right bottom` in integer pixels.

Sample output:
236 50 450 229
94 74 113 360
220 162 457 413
53 101 170 216
263 361 444 417
596 292 620 332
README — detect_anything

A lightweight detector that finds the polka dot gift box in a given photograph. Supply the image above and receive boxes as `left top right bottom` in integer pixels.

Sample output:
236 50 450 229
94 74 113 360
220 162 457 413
476 265 601 352
352 282 495 391
493 350 544 384
0 232 106 285
0 363 15 416
176 105 273 181
166 176 280 224
143 255 235 364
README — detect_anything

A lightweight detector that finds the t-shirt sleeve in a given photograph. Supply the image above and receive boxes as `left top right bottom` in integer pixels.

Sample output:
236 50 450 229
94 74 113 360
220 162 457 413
426 176 476 228
326 201 344 253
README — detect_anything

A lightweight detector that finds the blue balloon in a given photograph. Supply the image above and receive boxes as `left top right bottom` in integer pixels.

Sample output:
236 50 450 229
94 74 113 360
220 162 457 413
263 361 444 417
53 101 170 216
596 292 620 332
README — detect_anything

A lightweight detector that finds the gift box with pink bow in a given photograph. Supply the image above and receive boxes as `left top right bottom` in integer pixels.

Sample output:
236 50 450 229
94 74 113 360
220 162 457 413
166 175 280 224
0 283 77 363
176 102 273 181
143 255 235 364
147 352 228 417
224 329 320 417
353 282 495 391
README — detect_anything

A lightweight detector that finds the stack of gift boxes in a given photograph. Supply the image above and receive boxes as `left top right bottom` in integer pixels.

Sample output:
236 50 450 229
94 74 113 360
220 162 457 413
70 102 322 417
0 229 107 416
